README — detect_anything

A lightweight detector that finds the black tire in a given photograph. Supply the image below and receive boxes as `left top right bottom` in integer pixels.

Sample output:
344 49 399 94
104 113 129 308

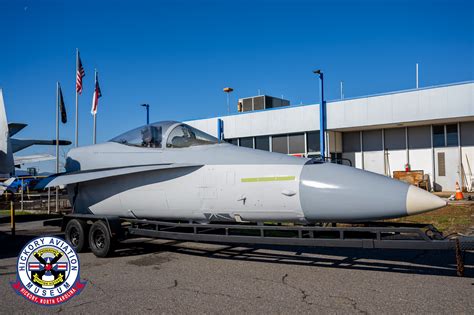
89 220 114 258
65 219 89 253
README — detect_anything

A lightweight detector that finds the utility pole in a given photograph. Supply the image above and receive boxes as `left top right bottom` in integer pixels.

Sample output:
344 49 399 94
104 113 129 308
55 82 59 213
313 69 326 159
223 87 233 115
141 104 150 125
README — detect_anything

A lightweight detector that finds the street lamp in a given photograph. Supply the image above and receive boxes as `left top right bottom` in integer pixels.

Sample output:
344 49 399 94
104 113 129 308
223 87 234 115
141 103 150 125
313 69 326 159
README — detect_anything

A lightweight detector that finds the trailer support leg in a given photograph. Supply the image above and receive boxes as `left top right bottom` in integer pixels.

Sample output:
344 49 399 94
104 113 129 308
455 238 464 277
10 201 15 238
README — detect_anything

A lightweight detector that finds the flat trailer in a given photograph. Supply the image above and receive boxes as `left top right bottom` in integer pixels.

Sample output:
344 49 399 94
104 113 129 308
51 214 474 276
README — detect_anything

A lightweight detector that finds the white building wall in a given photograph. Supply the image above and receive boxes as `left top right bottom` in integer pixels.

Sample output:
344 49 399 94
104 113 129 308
409 148 434 184
185 82 474 192
363 151 384 174
188 83 473 137
462 147 474 191
355 152 363 169
386 150 406 176
460 122 474 191
188 118 219 137
186 104 320 138
327 82 473 130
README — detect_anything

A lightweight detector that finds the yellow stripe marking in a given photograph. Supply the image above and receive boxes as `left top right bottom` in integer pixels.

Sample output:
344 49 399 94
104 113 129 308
241 176 296 183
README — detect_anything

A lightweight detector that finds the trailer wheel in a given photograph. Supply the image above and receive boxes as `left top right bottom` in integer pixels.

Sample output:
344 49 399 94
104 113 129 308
65 219 89 253
89 221 114 258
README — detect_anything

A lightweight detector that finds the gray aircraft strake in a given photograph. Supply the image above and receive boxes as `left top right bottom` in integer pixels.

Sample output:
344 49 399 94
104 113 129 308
43 121 446 222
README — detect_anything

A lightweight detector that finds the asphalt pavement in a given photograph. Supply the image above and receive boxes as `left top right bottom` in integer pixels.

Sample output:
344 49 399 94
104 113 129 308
0 220 473 314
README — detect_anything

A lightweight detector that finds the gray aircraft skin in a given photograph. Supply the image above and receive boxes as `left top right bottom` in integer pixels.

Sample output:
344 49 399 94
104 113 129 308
44 121 446 223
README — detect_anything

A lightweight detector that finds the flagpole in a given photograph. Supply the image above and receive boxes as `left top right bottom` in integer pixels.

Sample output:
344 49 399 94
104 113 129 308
93 113 97 144
55 82 59 213
92 69 97 144
75 48 79 147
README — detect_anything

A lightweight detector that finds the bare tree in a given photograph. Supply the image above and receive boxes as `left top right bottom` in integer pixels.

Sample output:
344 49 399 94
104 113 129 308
59 145 72 172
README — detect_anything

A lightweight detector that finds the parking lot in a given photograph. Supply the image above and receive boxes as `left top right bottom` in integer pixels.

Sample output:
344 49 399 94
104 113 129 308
0 220 473 314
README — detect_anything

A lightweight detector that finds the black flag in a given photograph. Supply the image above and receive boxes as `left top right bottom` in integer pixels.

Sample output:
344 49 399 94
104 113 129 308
58 84 67 123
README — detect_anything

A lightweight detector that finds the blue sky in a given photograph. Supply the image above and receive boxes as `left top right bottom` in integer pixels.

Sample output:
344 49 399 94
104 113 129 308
0 0 472 172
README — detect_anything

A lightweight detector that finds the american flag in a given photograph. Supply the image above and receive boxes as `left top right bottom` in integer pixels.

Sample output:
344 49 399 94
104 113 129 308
76 52 85 94
91 71 102 115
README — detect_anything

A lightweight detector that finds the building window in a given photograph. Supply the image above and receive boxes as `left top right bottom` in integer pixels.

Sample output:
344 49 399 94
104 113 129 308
330 152 343 164
289 133 305 154
226 138 238 146
432 124 458 147
384 128 406 150
240 137 253 148
433 125 445 147
255 136 269 151
362 130 382 151
342 131 361 152
461 122 474 146
307 131 320 153
408 126 431 149
446 124 458 146
272 135 288 154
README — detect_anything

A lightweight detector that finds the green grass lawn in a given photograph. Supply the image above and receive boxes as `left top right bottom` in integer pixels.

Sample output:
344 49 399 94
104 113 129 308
0 210 38 216
388 203 473 234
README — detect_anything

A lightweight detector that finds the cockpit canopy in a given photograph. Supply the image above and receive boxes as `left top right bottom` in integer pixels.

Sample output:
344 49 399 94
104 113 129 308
110 121 218 149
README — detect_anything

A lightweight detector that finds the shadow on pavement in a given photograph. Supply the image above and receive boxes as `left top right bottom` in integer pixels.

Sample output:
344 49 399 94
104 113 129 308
1 229 471 278
0 230 64 260
113 239 473 278
0 214 62 224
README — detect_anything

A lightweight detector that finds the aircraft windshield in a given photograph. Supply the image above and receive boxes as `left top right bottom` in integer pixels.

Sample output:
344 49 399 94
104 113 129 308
110 121 218 149
166 124 218 148
110 121 176 148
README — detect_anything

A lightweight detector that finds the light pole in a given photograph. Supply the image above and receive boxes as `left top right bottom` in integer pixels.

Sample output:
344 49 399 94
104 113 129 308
223 87 233 115
141 103 150 125
313 69 326 159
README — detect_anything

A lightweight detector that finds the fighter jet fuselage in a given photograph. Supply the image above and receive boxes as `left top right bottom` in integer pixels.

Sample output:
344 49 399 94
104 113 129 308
46 121 446 223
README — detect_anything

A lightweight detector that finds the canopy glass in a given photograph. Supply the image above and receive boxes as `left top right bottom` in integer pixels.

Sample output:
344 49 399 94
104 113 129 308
110 121 218 148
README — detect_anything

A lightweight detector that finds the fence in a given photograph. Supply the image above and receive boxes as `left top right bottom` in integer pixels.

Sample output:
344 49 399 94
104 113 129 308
1 190 71 213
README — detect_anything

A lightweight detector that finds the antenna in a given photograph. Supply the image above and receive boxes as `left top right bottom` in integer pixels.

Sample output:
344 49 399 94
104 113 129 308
416 63 419 89
340 81 344 99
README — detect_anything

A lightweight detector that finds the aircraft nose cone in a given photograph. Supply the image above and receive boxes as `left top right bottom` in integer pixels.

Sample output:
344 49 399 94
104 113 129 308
299 163 412 221
406 185 447 215
299 163 445 221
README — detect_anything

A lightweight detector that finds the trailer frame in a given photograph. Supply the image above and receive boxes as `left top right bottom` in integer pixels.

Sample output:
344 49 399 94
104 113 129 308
53 214 474 276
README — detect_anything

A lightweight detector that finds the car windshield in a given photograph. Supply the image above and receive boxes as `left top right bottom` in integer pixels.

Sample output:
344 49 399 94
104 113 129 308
166 124 218 148
110 121 177 148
